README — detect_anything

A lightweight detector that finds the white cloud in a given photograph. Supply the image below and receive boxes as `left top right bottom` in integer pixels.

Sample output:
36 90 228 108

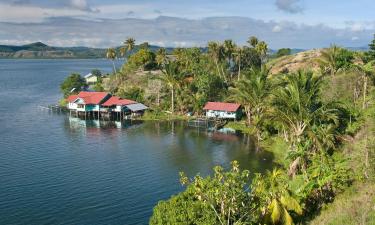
0 16 373 49
351 36 359 41
350 23 365 32
0 3 90 23
272 25 282 32
70 0 88 10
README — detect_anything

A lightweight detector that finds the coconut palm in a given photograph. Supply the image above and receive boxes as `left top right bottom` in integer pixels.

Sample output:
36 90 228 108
248 36 259 48
156 48 167 66
233 46 244 80
317 45 341 76
271 71 338 176
125 37 136 52
255 41 268 64
354 62 374 109
207 41 225 79
223 39 235 61
159 62 184 114
228 66 271 126
106 48 117 73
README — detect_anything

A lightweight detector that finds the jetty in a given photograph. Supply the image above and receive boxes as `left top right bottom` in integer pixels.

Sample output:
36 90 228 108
38 105 66 113
187 118 227 130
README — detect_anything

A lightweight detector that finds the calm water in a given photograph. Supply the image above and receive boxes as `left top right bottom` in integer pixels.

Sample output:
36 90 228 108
0 59 275 225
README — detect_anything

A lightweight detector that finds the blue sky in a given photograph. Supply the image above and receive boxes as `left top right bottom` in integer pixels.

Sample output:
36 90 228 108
0 0 374 48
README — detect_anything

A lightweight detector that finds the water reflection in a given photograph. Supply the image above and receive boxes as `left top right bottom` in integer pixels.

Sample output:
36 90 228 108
63 117 276 176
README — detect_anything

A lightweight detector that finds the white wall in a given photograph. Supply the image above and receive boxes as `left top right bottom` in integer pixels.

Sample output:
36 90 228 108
68 102 77 110
206 110 236 119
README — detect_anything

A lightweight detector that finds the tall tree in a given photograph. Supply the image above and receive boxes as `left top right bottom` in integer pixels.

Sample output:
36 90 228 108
125 37 136 52
106 48 117 74
248 36 259 48
228 66 271 127
156 47 167 66
354 62 374 109
207 41 225 79
366 34 375 61
318 45 340 76
159 62 183 114
255 41 268 64
233 46 244 80
271 71 338 176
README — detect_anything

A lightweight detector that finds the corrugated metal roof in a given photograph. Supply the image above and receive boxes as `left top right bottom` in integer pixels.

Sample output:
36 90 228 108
125 103 148 112
102 96 136 106
203 102 241 112
73 91 109 105
84 73 93 78
67 95 78 103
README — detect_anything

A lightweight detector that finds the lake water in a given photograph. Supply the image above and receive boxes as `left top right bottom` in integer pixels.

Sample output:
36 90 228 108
0 59 275 225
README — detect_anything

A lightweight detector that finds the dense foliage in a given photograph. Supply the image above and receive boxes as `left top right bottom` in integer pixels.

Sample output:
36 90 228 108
60 73 86 97
69 35 375 224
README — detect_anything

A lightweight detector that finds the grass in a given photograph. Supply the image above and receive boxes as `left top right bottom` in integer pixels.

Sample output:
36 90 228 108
141 110 190 121
225 121 255 134
308 182 375 225
225 121 289 166
309 94 375 225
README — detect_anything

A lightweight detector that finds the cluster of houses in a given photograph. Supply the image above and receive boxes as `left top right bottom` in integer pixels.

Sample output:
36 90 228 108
67 91 242 121
67 91 148 120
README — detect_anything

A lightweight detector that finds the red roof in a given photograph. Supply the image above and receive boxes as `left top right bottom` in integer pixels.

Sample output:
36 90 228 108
203 102 241 112
66 95 78 103
101 96 136 107
67 91 109 105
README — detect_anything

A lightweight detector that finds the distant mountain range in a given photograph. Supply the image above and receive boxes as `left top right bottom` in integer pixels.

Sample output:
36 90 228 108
0 42 107 59
0 42 176 59
0 42 369 59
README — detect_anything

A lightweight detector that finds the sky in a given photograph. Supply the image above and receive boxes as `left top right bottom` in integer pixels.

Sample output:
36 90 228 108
0 0 374 48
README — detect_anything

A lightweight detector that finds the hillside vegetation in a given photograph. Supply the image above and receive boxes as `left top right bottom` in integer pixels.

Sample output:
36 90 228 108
61 35 375 224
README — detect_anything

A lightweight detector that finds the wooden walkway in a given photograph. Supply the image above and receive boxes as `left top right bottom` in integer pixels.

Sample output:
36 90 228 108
187 118 227 130
38 105 66 113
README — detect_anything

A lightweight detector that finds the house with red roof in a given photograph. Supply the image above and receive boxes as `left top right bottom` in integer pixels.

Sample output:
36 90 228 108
66 91 148 119
101 96 136 112
67 91 111 112
102 96 148 116
203 102 242 120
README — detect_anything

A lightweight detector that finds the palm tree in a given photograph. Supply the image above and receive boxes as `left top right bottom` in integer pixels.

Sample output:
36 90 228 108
248 36 259 48
354 62 374 109
253 169 302 225
125 37 136 52
271 71 338 176
156 48 167 66
233 46 244 80
159 62 183 114
207 41 225 79
223 39 235 61
106 48 117 73
317 45 341 76
228 66 271 126
255 41 268 64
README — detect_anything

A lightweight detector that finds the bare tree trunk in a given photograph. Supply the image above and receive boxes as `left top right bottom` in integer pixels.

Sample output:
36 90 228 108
237 60 241 81
112 60 117 74
171 87 174 114
288 157 301 178
364 133 369 179
157 91 160 106
363 75 367 109
246 108 251 126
